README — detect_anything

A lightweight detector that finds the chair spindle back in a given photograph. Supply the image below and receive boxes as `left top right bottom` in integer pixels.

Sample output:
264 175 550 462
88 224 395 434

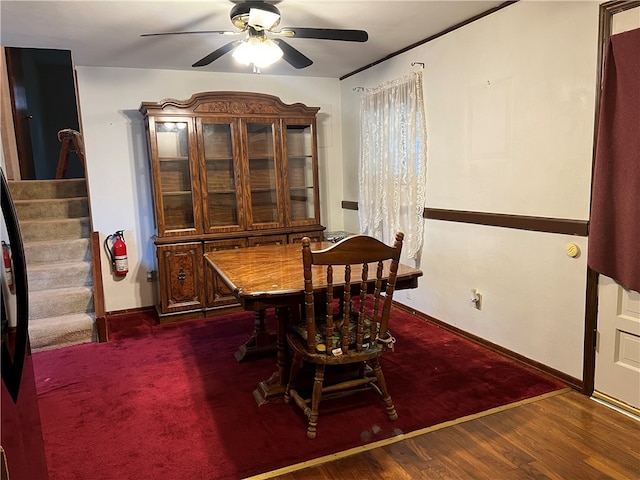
301 232 404 355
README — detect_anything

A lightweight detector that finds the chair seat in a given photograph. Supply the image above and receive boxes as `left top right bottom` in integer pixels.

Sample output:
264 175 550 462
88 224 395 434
290 313 382 357
286 328 383 366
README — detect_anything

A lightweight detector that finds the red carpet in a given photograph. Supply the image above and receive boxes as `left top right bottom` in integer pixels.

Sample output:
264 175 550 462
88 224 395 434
34 309 565 479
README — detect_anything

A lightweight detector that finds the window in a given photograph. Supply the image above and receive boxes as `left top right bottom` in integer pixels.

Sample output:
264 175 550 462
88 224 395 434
358 71 427 259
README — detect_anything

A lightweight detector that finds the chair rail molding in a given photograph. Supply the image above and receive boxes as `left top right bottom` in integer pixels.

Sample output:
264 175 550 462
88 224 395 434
341 202 589 236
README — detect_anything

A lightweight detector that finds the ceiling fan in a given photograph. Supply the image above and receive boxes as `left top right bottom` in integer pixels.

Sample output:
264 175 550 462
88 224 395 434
141 0 368 70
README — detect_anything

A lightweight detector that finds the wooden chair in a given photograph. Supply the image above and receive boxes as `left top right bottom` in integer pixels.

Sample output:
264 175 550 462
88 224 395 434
285 232 404 439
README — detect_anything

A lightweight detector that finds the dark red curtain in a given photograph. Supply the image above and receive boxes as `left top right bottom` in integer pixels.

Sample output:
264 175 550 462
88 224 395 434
588 28 640 293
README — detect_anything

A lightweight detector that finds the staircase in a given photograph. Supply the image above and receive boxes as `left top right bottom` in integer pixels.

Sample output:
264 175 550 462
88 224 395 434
8 179 96 351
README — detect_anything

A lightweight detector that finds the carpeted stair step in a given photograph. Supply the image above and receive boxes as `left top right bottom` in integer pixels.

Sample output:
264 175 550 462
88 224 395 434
8 178 87 200
28 286 94 320
8 178 96 352
14 197 89 220
28 261 92 291
19 217 91 242
28 312 96 352
24 238 92 265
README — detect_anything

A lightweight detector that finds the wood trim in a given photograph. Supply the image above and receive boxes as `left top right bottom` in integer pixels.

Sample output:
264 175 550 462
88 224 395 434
139 91 320 117
342 202 589 236
340 1 518 80
106 305 157 317
393 301 583 391
0 49 20 180
583 268 599 395
152 224 326 245
1 446 8 480
424 208 589 236
91 231 107 341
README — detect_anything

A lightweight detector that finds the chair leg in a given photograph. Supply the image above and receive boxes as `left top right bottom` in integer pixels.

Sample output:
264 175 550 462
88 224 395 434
370 358 398 421
285 352 303 404
307 364 325 439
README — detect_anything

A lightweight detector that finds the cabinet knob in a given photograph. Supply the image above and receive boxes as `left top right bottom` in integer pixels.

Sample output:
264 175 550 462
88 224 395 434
177 268 186 283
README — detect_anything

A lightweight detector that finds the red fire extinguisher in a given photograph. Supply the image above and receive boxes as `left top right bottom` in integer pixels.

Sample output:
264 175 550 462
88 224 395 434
104 230 129 276
2 241 15 293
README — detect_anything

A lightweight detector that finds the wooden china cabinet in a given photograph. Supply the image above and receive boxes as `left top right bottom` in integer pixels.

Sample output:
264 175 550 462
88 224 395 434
139 92 324 322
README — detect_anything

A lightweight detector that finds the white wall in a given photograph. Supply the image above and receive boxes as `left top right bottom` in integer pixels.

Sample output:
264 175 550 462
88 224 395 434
340 1 600 379
74 67 343 312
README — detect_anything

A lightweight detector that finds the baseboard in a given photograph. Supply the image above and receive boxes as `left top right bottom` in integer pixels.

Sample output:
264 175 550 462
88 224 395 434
106 305 158 318
99 306 153 342
103 305 244 337
96 315 108 343
392 301 583 391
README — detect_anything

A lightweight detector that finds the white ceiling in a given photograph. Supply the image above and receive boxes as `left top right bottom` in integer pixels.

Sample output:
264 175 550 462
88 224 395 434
0 0 508 78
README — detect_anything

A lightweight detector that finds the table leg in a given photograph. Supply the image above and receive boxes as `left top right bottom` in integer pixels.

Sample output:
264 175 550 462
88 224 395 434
234 309 277 362
252 306 291 406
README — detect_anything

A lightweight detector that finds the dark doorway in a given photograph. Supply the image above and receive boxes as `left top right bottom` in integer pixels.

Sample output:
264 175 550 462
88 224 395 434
5 47 83 180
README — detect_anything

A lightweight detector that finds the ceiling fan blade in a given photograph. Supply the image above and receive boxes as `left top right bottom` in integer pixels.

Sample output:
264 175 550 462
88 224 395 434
277 28 368 42
274 40 313 69
192 41 241 67
141 30 239 37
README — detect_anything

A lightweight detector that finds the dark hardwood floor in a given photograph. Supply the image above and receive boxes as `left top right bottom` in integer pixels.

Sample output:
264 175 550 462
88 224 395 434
258 390 640 480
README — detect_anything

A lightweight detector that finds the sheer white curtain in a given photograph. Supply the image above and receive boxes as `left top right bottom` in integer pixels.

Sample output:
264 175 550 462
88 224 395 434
358 70 427 260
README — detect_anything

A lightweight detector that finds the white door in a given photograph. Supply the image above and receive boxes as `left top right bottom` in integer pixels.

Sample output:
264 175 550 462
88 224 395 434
594 275 640 412
592 7 640 415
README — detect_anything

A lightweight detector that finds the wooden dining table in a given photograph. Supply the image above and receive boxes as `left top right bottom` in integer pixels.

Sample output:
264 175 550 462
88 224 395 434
205 241 423 405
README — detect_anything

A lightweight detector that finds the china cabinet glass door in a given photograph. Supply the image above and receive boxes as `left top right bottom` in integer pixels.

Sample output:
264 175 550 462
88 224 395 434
200 120 244 233
153 118 199 236
285 122 319 225
244 120 283 229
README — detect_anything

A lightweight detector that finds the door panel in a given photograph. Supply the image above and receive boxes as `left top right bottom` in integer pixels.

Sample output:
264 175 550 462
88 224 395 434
4 48 35 180
5 47 81 180
594 276 640 411
283 120 320 226
199 119 245 234
242 119 284 230
148 117 200 237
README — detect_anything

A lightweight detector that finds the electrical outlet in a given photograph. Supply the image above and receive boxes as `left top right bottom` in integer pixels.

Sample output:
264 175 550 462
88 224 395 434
147 271 154 282
470 289 482 310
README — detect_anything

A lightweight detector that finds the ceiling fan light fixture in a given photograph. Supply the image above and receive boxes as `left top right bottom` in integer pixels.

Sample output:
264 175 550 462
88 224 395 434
232 35 283 69
248 7 280 31
231 2 281 30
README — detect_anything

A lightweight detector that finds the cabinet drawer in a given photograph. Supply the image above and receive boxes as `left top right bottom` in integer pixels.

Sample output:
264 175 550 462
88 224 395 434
289 231 324 243
247 235 287 247
157 242 204 313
